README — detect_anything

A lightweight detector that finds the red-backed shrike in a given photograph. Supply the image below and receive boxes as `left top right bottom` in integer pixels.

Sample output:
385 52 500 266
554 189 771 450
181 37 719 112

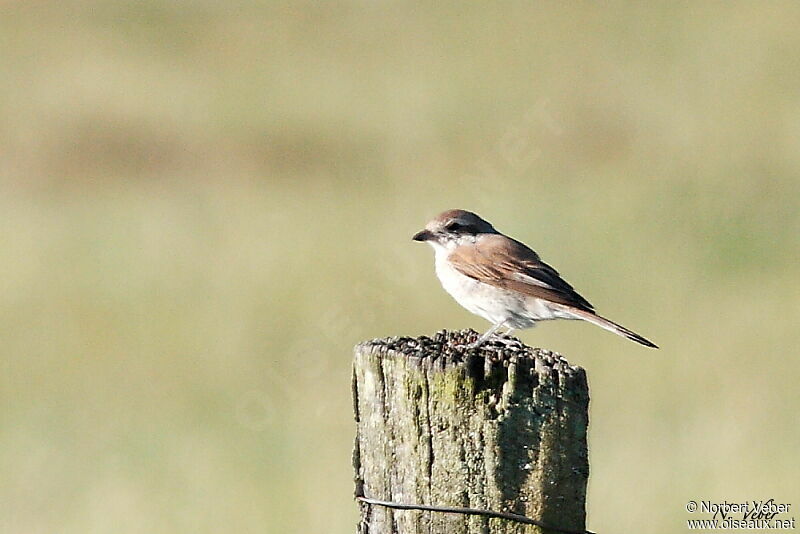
413 209 657 348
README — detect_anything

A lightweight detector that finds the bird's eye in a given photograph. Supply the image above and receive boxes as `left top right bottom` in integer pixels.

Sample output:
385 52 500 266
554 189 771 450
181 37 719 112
445 221 463 231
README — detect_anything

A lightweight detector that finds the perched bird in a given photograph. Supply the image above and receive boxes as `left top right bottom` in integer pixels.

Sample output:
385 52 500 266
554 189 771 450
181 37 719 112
412 209 657 348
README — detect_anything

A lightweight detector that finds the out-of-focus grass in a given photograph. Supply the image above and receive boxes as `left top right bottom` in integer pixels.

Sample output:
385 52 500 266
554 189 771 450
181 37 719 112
1 2 799 533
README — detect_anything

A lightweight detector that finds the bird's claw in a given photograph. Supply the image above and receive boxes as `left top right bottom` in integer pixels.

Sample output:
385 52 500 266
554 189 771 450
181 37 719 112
451 333 519 352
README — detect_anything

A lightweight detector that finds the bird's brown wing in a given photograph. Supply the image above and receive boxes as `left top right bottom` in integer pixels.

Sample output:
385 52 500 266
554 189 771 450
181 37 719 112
448 234 594 311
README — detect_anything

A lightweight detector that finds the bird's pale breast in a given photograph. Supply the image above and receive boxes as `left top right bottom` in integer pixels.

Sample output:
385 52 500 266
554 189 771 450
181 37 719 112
434 249 557 329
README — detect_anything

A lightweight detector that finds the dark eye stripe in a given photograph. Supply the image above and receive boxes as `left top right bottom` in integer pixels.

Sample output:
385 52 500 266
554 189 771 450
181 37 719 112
446 221 478 234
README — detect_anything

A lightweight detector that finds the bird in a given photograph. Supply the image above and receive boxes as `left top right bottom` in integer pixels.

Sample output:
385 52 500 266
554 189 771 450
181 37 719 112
412 209 658 349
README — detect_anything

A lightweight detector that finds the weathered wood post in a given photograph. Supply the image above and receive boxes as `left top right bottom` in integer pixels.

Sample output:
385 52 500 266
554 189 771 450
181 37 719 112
352 329 590 534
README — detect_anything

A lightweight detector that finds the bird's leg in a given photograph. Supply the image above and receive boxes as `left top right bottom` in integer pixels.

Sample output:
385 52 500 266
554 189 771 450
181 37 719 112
494 327 522 346
469 321 507 348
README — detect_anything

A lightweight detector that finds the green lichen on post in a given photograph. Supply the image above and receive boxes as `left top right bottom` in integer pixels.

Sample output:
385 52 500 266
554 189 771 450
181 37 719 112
353 329 589 534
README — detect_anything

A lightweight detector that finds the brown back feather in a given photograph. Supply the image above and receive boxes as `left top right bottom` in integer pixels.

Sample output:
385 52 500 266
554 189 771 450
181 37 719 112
448 234 594 312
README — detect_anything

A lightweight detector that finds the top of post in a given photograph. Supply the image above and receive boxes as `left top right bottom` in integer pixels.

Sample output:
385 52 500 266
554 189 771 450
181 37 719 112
355 329 587 392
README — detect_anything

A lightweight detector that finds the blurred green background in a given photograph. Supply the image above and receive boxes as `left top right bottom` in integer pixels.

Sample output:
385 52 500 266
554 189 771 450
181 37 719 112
2 2 799 533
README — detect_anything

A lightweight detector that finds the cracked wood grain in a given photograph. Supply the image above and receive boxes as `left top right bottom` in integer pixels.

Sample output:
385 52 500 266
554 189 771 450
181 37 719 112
353 329 590 534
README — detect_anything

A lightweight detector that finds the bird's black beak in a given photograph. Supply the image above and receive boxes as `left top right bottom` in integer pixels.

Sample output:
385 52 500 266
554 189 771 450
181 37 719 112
412 229 433 242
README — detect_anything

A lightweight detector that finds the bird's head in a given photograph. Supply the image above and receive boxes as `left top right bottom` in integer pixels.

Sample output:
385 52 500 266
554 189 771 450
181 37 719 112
412 209 498 251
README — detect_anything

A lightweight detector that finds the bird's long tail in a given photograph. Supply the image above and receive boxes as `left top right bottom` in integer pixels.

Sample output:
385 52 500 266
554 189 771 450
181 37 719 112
567 308 659 349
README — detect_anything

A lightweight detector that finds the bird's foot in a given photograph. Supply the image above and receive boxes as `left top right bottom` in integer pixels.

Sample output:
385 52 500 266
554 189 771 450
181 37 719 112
453 332 519 351
482 334 523 348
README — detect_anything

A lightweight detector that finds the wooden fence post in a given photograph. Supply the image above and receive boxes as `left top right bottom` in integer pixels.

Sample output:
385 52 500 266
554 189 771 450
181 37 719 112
352 329 590 534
